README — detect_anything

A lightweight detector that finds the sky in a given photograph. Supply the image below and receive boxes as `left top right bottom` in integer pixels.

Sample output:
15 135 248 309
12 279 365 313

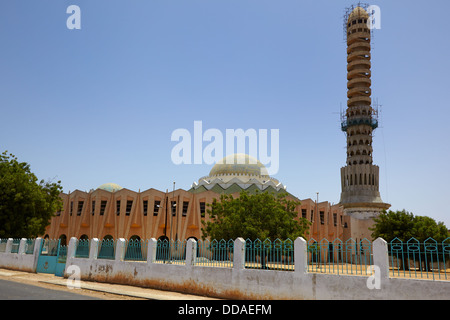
1 0 449 227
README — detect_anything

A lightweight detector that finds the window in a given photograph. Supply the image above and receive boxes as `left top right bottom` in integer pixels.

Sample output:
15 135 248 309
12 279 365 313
200 202 206 218
320 211 325 225
70 201 73 216
333 213 337 226
116 200 121 216
143 200 148 216
126 200 133 216
100 201 107 216
153 200 161 216
91 201 95 216
171 201 177 216
77 201 84 216
182 201 189 216
310 210 314 222
301 209 307 219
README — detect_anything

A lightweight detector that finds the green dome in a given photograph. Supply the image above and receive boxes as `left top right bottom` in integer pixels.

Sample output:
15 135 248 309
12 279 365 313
97 183 123 192
209 154 269 176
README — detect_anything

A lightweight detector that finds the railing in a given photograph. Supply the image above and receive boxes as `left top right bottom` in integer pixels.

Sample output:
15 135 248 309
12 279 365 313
40 239 60 256
389 237 450 281
195 239 234 268
0 239 7 253
97 239 116 260
245 238 294 271
154 239 186 265
25 239 35 254
75 239 90 258
307 238 373 276
58 245 68 263
10 238 20 253
124 239 148 262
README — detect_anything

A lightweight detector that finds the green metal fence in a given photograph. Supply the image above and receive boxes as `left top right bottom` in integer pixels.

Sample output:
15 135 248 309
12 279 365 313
307 238 373 276
124 239 148 261
0 239 7 253
245 238 294 271
57 245 68 263
154 239 186 264
75 239 90 258
40 239 60 256
10 238 20 253
389 237 450 281
195 239 234 268
97 239 116 260
25 239 35 254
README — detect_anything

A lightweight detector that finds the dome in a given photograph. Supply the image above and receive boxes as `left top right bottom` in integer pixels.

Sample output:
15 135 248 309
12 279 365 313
97 183 123 192
209 154 269 177
348 6 369 21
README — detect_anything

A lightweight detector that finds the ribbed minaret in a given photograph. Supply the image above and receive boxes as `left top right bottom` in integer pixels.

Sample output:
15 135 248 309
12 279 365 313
339 5 390 240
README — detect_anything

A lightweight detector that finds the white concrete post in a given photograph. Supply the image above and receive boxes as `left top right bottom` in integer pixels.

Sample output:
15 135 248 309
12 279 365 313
67 237 78 260
373 237 389 280
18 238 27 254
147 238 157 264
89 238 99 260
294 237 308 275
185 238 197 267
33 238 43 257
115 238 126 261
32 238 43 272
233 237 246 270
5 238 13 253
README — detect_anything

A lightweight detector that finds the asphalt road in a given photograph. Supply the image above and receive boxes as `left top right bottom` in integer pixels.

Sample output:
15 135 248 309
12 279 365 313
0 279 103 300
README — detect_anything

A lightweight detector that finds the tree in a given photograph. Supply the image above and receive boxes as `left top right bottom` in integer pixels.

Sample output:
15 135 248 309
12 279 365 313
201 190 310 241
0 151 63 238
370 209 449 242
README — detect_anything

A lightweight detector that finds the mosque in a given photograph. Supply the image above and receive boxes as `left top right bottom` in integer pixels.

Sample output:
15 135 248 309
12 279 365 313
43 4 388 245
43 153 349 244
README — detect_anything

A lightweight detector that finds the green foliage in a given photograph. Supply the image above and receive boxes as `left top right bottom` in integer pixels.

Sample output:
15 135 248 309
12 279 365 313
370 209 449 242
201 190 310 241
0 151 63 238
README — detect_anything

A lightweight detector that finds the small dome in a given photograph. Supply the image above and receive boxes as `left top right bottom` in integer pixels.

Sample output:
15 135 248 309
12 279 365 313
348 6 369 21
209 154 269 177
97 183 123 192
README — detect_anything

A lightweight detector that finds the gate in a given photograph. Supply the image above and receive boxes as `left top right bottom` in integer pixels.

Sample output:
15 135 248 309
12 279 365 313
36 239 66 276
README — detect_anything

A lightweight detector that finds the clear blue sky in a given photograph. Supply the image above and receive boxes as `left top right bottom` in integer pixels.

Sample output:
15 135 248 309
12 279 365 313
1 0 449 227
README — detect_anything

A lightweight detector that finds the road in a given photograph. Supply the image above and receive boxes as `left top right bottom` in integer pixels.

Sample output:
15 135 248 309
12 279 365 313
0 278 103 300
0 268 217 300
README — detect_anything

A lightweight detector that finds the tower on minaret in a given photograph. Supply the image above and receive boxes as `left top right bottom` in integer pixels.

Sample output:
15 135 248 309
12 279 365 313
339 4 390 240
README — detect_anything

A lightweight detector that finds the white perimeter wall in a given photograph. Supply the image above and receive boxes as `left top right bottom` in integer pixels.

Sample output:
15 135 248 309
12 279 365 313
1 237 449 300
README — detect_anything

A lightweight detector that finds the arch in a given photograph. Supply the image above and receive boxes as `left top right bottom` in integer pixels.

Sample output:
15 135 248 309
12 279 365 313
58 234 67 246
79 234 89 240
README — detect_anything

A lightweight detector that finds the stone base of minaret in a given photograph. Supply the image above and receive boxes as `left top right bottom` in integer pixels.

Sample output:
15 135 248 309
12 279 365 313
339 164 390 240
342 203 390 241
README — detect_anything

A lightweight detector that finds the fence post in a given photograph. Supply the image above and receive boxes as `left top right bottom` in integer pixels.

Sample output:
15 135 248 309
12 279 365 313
294 237 307 275
115 238 126 261
147 238 157 264
373 237 389 280
233 237 245 270
18 238 27 254
67 237 78 260
89 238 99 260
185 238 197 267
5 238 13 254
31 238 43 272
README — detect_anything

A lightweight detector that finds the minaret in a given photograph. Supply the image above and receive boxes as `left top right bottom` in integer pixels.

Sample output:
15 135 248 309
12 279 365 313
339 5 390 240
